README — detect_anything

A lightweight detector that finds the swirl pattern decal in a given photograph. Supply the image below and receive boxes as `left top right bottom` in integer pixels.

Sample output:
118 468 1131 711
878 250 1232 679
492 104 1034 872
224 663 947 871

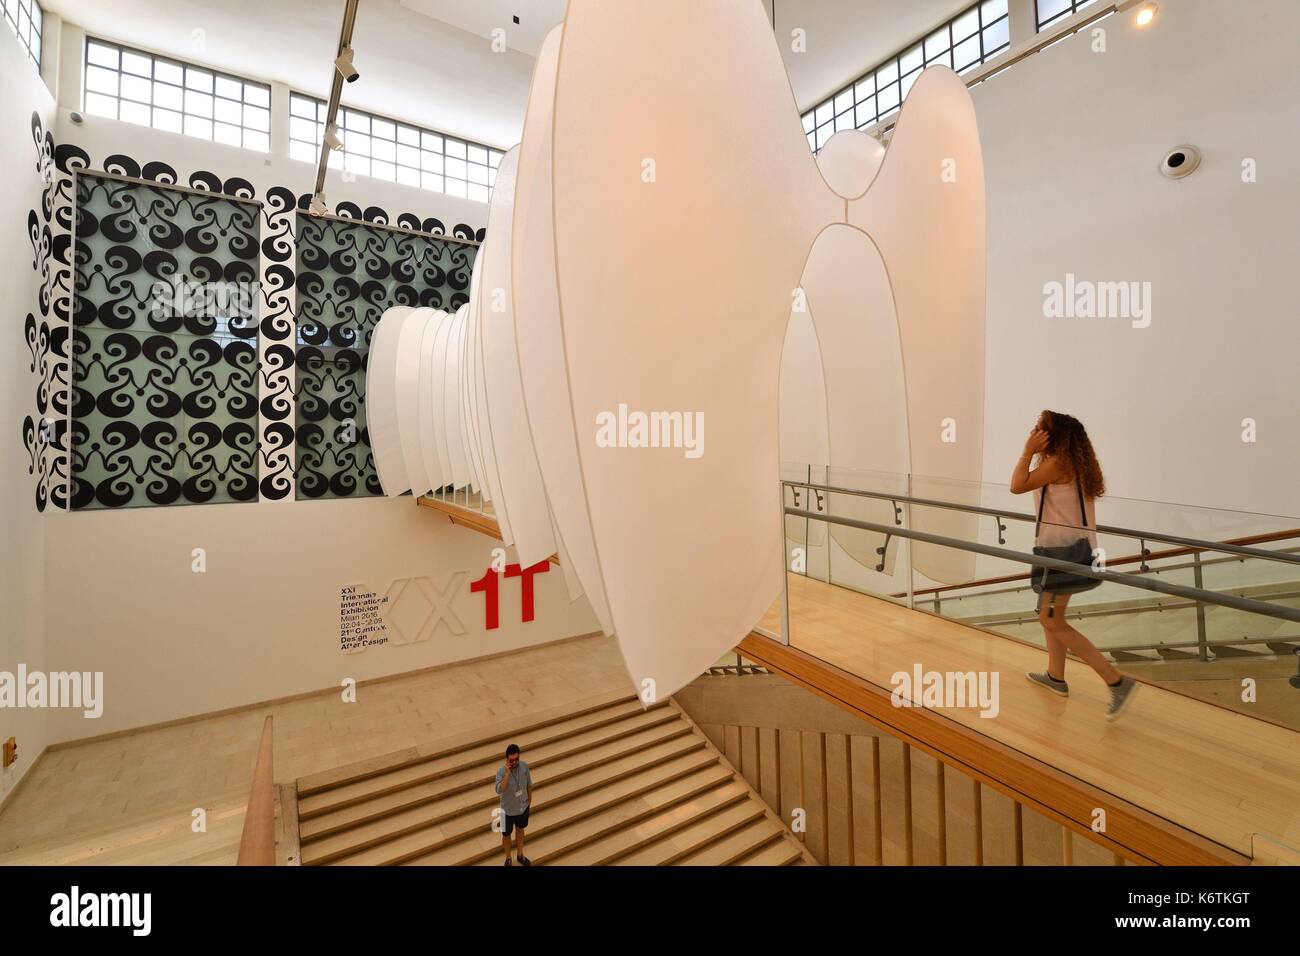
70 173 260 508
293 206 477 499
21 117 487 512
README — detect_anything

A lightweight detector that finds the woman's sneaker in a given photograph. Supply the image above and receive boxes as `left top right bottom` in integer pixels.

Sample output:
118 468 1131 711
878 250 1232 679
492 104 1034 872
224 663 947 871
1106 676 1140 721
1026 672 1069 697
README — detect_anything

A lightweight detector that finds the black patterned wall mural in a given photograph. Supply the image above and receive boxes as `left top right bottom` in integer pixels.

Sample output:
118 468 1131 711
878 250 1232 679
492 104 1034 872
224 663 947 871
70 173 261 508
294 207 477 499
20 110 486 512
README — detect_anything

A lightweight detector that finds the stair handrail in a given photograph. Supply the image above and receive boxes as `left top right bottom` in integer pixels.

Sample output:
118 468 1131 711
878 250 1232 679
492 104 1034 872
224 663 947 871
236 715 276 866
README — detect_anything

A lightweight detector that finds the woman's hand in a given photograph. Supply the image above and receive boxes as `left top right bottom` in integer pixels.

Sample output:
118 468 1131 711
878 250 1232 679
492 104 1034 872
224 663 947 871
1023 428 1048 457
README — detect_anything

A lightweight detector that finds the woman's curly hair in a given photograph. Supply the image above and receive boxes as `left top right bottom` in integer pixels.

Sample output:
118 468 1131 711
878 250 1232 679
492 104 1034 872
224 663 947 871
1041 410 1106 498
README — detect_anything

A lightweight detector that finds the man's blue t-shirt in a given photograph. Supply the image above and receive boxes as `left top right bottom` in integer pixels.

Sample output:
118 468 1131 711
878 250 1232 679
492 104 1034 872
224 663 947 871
495 761 531 817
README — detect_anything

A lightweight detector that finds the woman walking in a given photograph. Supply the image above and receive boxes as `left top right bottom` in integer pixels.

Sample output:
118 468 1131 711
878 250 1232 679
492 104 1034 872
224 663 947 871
1011 410 1139 720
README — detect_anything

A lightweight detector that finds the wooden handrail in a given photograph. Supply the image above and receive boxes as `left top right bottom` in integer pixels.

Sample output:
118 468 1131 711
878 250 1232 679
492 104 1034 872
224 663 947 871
237 715 276 866
417 496 560 564
890 527 1300 600
738 631 1249 865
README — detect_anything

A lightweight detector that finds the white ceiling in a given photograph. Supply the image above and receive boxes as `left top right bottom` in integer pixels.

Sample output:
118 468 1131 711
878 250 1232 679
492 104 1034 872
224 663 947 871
45 0 973 147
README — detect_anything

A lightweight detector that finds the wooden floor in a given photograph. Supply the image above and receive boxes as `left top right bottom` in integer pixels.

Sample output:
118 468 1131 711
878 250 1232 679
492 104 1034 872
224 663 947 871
0 634 631 865
769 573 1300 858
292 692 813 866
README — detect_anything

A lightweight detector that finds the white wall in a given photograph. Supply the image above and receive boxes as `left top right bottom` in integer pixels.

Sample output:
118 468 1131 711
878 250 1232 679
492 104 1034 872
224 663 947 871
973 0 1300 527
27 21 600 742
0 28 55 802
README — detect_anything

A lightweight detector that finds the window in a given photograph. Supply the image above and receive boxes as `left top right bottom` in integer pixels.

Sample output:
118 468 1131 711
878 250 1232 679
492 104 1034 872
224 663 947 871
83 38 271 152
1035 0 1101 31
800 0 1010 152
289 92 504 203
2 0 41 68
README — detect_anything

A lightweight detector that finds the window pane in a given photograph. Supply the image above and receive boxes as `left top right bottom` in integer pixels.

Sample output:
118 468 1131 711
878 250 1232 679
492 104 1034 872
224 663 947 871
290 94 316 118
983 17 1010 53
445 178 467 198
122 50 152 77
153 107 182 133
954 34 981 71
184 115 212 139
120 100 151 126
344 152 368 176
899 43 923 75
856 95 875 125
855 75 875 101
214 122 241 146
154 60 183 85
153 82 182 110
802 111 814 133
243 129 269 153
397 125 420 146
396 165 420 187
421 131 443 152
85 91 118 119
87 41 119 69
983 0 1009 23
468 144 488 165
344 109 369 132
468 183 489 203
244 85 270 108
86 64 119 95
289 139 317 163
924 27 950 60
397 143 420 168
185 67 213 92
468 163 488 185
814 100 832 127
243 104 269 132
445 157 466 180
372 138 396 162
121 73 151 103
444 138 466 159
421 151 443 173
834 89 854 116
421 172 443 192
875 60 898 87
215 76 242 100
214 97 242 124
372 117 395 141
953 9 980 41
185 89 213 118
371 160 396 182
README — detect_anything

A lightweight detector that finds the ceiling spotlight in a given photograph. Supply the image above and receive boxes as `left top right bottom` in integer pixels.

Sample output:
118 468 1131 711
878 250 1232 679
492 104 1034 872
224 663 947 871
309 193 330 216
1135 1 1157 26
323 123 344 151
334 46 359 83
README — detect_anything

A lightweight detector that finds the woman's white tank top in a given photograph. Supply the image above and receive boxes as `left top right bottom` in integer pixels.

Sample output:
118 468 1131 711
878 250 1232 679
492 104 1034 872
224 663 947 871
1034 479 1098 549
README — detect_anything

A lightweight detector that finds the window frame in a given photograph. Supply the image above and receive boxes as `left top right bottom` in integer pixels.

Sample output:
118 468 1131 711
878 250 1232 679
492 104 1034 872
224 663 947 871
82 37 273 153
289 91 505 203
1 0 42 69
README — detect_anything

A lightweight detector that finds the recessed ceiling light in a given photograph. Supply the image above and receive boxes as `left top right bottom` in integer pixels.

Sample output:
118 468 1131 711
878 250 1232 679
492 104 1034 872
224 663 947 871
1135 2 1157 26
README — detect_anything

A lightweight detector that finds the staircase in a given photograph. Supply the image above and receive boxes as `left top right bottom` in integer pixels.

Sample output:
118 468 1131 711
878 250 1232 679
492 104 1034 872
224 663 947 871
288 691 814 866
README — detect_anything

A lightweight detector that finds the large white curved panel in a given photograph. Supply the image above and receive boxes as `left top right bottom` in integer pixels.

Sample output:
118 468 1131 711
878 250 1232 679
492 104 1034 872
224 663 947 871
417 309 450 496
396 307 436 497
470 267 513 544
443 304 472 489
800 225 909 575
512 26 611 631
849 67 986 584
457 302 483 494
551 1 843 699
366 305 415 496
778 310 828 551
481 147 557 567
428 303 457 489
818 129 886 200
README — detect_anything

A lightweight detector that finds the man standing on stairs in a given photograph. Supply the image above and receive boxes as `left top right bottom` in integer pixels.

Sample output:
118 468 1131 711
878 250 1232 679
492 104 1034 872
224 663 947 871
496 744 532 866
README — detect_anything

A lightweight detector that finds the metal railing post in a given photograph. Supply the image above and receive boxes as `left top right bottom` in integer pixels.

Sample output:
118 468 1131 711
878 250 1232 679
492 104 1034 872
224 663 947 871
905 473 915 611
1193 550 1209 661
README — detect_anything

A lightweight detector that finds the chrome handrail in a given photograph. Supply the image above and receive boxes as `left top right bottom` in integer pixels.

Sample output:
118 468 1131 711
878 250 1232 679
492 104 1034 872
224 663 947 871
782 479 1300 568
784 506 1300 626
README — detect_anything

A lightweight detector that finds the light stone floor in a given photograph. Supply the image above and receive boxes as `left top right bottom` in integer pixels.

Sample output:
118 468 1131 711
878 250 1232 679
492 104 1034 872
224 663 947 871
0 633 631 865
